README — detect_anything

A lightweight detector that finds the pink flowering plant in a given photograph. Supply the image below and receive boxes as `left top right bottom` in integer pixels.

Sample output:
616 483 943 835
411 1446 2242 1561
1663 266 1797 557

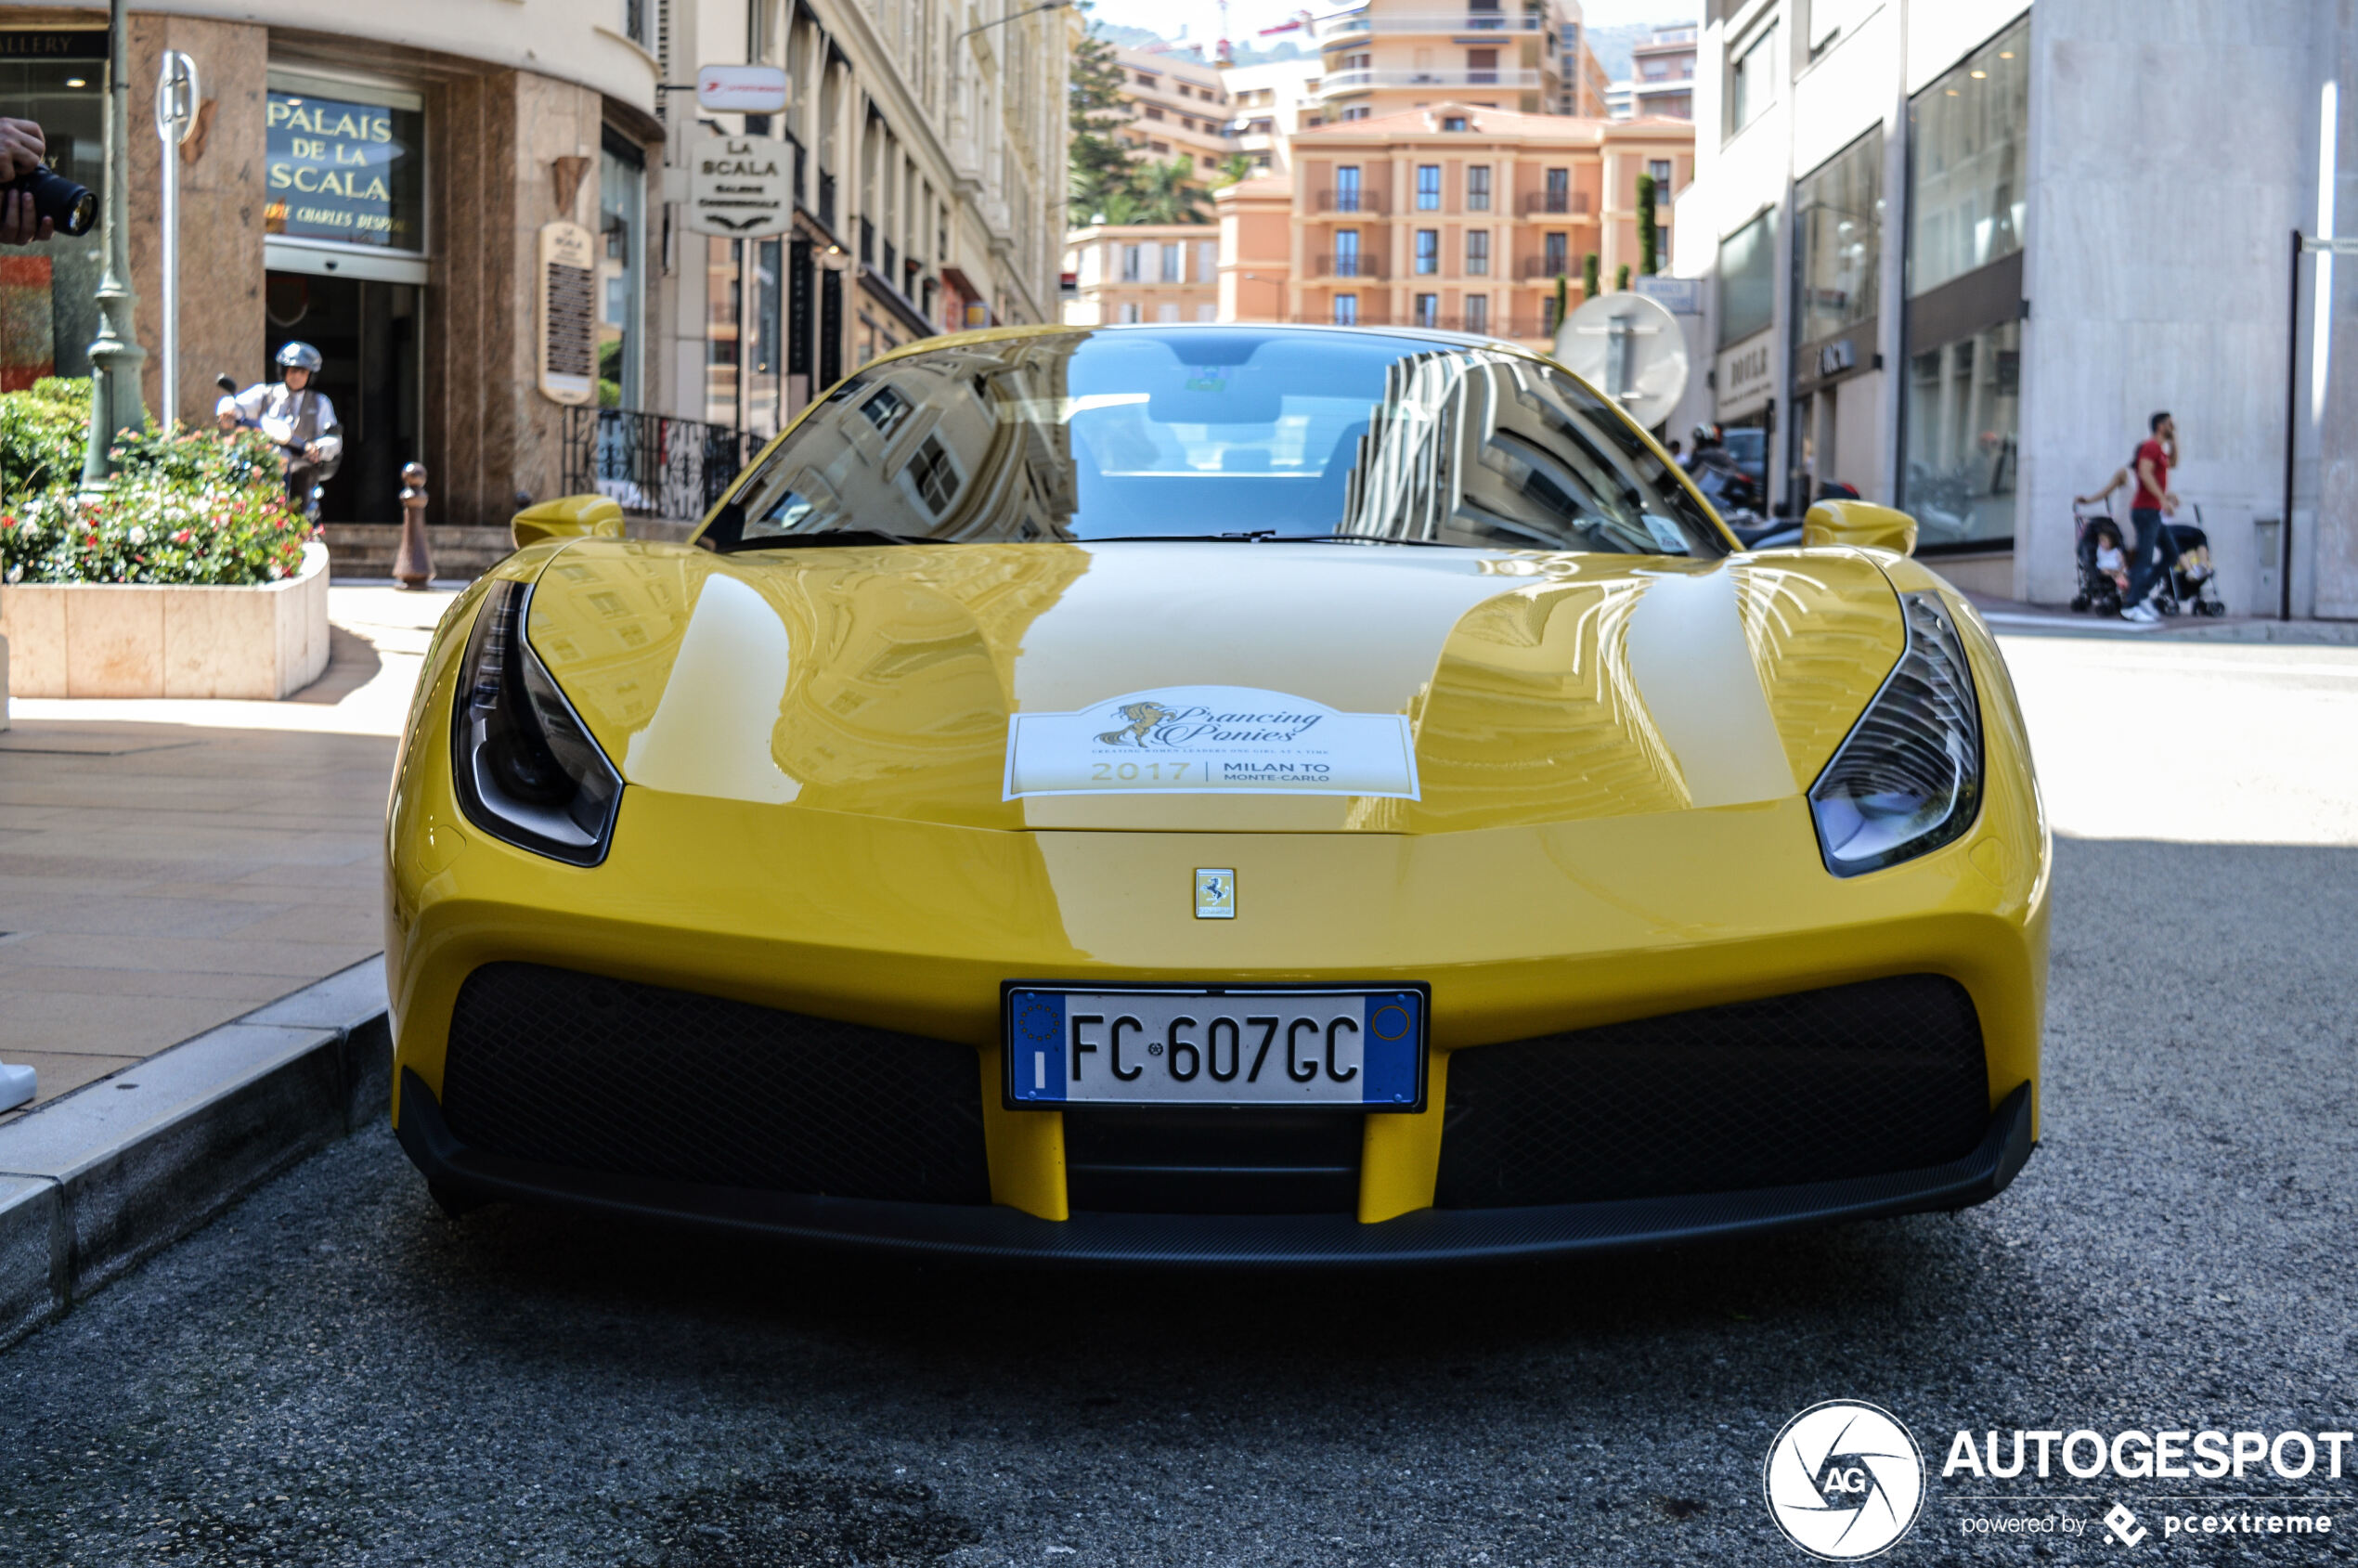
0 380 312 587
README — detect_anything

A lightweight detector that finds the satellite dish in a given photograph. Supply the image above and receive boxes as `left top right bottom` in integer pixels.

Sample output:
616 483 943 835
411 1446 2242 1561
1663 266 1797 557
1552 291 1689 431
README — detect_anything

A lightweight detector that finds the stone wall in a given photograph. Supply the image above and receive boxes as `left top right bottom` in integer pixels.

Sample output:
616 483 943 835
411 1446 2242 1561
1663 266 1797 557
124 15 269 430
428 69 605 527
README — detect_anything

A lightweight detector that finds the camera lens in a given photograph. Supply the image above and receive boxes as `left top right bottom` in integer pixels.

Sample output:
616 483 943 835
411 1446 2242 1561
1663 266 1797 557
11 164 97 237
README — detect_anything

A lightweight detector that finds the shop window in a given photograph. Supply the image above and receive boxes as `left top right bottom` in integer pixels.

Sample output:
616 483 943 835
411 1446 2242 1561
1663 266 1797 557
1717 207 1775 348
0 31 106 386
1908 16 2028 297
265 73 426 253
1798 127 1882 347
1902 319 2019 550
599 135 647 408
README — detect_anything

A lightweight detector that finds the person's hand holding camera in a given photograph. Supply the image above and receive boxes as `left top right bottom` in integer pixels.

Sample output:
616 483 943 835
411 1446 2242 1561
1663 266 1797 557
1 118 58 245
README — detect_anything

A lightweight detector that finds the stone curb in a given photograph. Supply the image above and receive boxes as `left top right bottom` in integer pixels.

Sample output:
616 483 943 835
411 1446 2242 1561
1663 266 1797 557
0 957 389 1353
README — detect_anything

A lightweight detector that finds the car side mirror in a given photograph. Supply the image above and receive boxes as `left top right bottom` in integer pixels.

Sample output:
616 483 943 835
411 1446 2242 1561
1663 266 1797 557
512 494 626 551
1802 499 1918 556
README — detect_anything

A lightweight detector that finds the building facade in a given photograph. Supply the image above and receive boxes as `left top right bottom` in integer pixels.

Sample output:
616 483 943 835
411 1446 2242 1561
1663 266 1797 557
1061 223 1223 324
1309 0 1588 123
1222 56 1327 177
1216 104 1693 350
1676 0 2357 617
1628 23 1697 120
1110 44 1236 184
673 0 1071 447
0 0 1065 538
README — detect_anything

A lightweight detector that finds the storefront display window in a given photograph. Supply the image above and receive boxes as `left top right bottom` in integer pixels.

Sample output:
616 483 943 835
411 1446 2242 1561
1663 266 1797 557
706 237 741 427
0 30 106 391
1717 208 1775 349
265 73 424 253
1904 318 2019 550
599 137 644 409
1908 17 2028 298
1797 130 1880 348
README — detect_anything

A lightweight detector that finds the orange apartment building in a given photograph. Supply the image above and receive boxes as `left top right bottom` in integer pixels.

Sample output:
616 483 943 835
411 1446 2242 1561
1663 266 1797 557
1113 45 1237 184
1216 104 1693 346
1309 0 1600 123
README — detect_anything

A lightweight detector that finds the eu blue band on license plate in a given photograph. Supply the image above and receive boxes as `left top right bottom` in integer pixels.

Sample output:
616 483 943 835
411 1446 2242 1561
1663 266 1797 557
1003 984 1427 1111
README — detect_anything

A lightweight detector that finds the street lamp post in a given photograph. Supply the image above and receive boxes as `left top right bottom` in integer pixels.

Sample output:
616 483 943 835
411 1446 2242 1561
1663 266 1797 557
80 0 147 494
956 0 1070 45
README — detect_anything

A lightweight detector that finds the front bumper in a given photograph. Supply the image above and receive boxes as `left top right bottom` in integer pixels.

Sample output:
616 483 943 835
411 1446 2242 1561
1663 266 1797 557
399 1069 2033 1266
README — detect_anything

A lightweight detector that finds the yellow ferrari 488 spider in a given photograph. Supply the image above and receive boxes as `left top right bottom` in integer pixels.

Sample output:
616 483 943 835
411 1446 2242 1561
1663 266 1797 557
385 324 2047 1263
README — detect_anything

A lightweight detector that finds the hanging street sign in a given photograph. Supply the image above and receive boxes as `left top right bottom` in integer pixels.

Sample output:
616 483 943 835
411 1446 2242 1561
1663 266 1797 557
695 64 790 115
687 136 792 237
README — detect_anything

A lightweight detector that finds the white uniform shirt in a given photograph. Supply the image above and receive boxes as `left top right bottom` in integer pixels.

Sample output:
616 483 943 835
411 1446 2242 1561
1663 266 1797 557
219 382 343 465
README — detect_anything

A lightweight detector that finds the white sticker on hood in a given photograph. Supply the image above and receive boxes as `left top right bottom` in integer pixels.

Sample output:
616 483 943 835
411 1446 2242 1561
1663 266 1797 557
1003 686 1419 801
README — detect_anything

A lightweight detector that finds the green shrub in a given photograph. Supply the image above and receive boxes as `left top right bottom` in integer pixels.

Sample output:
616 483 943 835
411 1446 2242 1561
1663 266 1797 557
0 414 311 587
0 377 94 503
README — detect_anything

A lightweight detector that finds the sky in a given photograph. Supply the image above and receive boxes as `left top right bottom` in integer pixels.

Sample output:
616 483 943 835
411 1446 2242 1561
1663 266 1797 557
1082 0 1699 51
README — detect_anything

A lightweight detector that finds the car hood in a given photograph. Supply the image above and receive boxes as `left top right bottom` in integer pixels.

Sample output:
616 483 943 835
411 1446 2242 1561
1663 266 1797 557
523 539 1903 835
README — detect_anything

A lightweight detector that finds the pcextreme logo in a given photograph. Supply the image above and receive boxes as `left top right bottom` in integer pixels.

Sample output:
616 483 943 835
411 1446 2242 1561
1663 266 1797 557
1764 1401 1928 1560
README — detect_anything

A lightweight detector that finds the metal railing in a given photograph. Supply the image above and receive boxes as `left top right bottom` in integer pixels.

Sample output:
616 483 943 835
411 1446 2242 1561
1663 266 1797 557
1519 254 1574 279
1315 188 1387 214
1319 67 1544 94
1519 190 1592 215
563 407 757 521
1313 253 1389 279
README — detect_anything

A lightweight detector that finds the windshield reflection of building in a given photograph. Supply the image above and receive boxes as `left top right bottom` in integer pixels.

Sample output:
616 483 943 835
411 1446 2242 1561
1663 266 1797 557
1336 351 1669 551
747 340 1081 542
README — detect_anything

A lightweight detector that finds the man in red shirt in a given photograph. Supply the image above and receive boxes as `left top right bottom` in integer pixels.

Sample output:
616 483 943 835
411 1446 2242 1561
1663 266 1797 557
2123 410 2180 622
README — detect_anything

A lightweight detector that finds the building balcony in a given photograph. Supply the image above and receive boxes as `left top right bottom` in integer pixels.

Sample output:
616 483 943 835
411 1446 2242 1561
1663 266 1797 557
1312 8 1545 42
1318 67 1545 97
1311 253 1391 280
1518 254 1577 279
1518 191 1593 216
1315 188 1390 214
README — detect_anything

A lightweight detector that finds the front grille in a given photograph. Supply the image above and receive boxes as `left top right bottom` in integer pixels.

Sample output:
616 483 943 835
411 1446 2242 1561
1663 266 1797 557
1435 975 1989 1209
1063 1108 1363 1214
441 963 990 1205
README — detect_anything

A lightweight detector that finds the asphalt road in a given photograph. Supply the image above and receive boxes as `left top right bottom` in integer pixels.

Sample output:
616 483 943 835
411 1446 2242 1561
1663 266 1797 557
4 639 2356 1567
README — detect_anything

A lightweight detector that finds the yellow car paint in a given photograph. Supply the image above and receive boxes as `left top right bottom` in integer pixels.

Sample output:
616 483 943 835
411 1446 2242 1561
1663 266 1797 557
387 546 2046 1225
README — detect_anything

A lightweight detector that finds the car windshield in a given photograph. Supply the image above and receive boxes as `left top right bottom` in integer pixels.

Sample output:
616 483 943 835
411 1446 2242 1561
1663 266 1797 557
703 326 1728 557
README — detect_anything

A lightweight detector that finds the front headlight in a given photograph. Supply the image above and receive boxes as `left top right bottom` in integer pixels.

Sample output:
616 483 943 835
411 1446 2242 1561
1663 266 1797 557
1807 590 1983 876
450 579 622 865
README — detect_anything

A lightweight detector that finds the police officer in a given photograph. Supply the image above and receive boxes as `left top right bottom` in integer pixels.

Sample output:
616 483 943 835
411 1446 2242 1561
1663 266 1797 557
217 342 343 512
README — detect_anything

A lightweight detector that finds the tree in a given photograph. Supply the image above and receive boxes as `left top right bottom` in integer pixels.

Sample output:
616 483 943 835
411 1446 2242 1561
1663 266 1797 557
1133 157 1210 225
1582 253 1600 300
1614 263 1631 292
1554 273 1569 329
1069 9 1136 221
1637 173 1658 276
1213 152 1256 188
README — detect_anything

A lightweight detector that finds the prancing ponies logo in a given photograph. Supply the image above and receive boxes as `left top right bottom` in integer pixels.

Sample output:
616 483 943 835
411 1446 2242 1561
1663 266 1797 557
1764 1401 1926 1561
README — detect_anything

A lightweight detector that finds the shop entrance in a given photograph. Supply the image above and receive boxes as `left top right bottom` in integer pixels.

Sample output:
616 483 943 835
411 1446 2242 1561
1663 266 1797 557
256 271 420 522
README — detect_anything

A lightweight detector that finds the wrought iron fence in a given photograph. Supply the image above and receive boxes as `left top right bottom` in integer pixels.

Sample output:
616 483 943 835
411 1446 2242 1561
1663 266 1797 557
562 407 756 521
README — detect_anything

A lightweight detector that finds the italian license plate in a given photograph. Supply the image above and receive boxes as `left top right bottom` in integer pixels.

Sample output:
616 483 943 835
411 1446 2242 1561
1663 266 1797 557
1003 983 1428 1110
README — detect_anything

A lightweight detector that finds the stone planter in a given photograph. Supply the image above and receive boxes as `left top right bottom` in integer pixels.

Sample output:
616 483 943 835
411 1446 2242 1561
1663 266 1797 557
0 541 330 700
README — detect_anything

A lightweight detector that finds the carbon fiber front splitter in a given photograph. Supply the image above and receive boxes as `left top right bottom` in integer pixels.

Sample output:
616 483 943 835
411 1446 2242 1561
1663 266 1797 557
395 1070 2033 1268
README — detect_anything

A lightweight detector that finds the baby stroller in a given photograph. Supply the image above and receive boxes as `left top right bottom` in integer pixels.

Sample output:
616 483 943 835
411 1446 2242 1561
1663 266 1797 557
2068 505 2128 615
2147 503 2227 618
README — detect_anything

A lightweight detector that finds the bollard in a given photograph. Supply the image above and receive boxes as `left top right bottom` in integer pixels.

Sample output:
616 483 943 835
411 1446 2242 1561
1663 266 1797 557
393 461 434 590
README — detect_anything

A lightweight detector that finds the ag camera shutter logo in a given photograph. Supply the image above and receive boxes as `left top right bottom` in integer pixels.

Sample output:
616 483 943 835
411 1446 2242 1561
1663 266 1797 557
1763 1400 1926 1560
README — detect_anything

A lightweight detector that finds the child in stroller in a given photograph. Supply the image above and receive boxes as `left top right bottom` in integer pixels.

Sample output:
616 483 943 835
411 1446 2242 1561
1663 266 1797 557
2148 507 2226 617
2069 508 2130 615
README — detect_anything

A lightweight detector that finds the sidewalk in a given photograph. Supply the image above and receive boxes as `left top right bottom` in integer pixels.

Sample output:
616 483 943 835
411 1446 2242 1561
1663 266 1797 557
1963 590 2358 645
0 585 456 1121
